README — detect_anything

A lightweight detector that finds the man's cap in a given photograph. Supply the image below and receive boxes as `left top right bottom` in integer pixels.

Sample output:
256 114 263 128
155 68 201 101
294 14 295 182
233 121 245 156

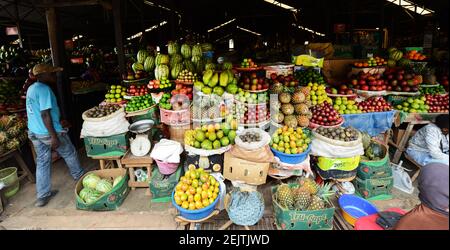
32 64 63 76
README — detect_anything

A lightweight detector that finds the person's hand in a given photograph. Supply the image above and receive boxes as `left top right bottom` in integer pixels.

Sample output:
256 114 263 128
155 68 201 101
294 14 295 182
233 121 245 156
51 136 60 150
60 119 71 129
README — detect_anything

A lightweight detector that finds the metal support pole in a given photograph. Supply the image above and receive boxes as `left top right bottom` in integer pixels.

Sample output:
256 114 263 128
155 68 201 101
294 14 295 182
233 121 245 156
113 0 126 76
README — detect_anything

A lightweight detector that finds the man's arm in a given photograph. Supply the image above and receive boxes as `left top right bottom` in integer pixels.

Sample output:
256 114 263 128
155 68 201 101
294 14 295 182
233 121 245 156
41 109 60 150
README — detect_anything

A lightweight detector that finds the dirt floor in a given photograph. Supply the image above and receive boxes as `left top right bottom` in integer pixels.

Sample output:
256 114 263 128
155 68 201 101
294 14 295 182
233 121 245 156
0 149 421 230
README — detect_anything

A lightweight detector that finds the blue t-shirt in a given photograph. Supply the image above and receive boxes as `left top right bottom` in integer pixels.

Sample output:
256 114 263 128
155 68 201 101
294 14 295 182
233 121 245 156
26 82 63 135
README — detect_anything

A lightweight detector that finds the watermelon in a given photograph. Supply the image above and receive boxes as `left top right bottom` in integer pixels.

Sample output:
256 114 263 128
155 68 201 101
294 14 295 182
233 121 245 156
387 47 397 54
137 49 149 64
192 44 203 57
79 187 95 201
389 50 403 61
82 173 101 189
84 190 102 204
168 41 180 55
191 55 202 64
113 176 123 187
181 44 191 59
171 63 184 79
156 54 170 66
132 62 144 73
144 56 155 72
170 54 183 66
222 62 233 70
95 179 113 193
155 65 170 80
184 60 196 73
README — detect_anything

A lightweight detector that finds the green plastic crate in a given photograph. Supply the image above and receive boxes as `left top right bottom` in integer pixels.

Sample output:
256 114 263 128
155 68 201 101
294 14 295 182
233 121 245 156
150 165 183 201
357 143 391 180
75 168 130 211
271 185 335 230
354 176 393 199
83 132 129 157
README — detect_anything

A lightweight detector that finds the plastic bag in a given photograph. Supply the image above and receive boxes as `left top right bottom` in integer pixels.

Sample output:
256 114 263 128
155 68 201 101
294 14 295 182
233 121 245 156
229 145 274 163
80 109 129 137
342 111 396 136
185 144 231 157
311 136 364 158
150 139 183 163
210 172 227 211
235 128 271 150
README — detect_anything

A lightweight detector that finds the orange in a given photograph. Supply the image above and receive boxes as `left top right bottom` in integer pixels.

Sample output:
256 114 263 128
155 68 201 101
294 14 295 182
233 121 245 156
188 195 194 203
202 199 210 207
207 124 215 133
182 201 189 209
195 201 203 209
194 193 201 202
188 202 196 210
201 191 208 199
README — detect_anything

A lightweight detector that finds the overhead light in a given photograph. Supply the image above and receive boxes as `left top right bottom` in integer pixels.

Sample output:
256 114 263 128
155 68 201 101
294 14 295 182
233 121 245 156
208 18 236 33
437 27 441 30
263 0 299 13
156 46 160 52
229 39 234 50
263 41 268 46
237 26 261 36
376 27 380 30
304 41 309 45
293 23 325 37
127 21 168 40
72 34 84 41
144 1 173 12
386 0 434 15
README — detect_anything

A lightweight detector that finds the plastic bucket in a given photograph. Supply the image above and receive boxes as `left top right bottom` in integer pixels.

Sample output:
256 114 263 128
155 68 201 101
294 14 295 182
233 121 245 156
155 159 179 175
172 184 220 220
0 167 19 198
271 144 311 164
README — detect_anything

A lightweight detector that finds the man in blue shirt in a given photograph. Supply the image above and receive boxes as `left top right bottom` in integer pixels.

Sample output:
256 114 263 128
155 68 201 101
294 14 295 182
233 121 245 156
26 64 84 207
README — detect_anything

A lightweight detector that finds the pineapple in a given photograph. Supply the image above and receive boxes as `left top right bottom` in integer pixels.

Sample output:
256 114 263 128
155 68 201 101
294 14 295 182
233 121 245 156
6 138 20 151
303 99 312 108
7 125 22 137
296 115 310 128
293 188 311 210
0 131 7 144
298 86 310 97
294 103 309 115
307 183 335 211
298 177 320 195
291 92 306 104
281 103 294 115
276 184 295 210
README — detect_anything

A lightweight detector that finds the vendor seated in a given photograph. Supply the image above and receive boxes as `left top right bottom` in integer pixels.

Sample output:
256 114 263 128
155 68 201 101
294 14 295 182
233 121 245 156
406 114 449 166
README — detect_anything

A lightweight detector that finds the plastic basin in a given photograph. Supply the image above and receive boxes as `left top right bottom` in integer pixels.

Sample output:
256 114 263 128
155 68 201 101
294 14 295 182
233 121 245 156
0 167 19 198
172 180 220 220
270 144 311 164
338 194 378 226
155 159 179 175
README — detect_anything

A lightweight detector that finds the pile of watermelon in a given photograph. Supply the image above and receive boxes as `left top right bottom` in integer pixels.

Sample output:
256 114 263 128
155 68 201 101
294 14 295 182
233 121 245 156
78 173 122 204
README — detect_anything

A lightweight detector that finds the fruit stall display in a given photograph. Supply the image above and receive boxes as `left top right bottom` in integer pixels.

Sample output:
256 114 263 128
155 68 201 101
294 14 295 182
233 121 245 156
309 102 344 127
194 69 238 96
0 114 28 155
357 96 393 113
84 104 122 118
78 173 122 205
184 122 237 150
419 85 447 95
269 126 311 155
125 94 156 113
238 72 269 91
267 73 298 88
147 78 173 90
176 69 199 84
308 83 333 106
237 58 259 69
271 87 312 128
332 97 363 114
172 82 194 100
353 56 387 68
105 85 126 103
126 84 148 97
424 94 449 113
294 67 326 86
191 93 227 121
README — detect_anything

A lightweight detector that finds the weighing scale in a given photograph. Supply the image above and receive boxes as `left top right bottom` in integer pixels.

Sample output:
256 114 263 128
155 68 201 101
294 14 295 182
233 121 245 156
129 119 154 157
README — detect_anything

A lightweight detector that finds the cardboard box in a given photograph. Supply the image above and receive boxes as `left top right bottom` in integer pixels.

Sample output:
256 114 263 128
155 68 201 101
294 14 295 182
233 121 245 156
184 153 224 173
223 152 270 185
322 59 360 84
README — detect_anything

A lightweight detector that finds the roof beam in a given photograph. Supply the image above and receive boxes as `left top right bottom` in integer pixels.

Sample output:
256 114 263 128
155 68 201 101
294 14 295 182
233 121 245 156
35 0 112 10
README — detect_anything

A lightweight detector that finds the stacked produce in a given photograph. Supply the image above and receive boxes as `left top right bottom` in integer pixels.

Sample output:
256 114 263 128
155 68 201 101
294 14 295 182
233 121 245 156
239 58 258 68
125 94 155 112
404 50 427 61
158 93 173 110
326 85 355 96
419 85 446 95
308 82 332 106
387 47 407 68
315 127 359 142
172 83 193 100
84 104 121 118
383 69 421 92
239 131 262 143
234 89 268 104
191 93 226 120
350 72 386 92
126 85 148 97
395 96 429 113
353 57 387 68
295 68 326 86
269 126 311 155
274 178 334 211
159 93 190 111
239 72 269 91
195 69 238 96
148 78 172 90
424 94 449 113
173 166 220 210
268 73 298 88
333 97 363 114
78 173 122 204
0 115 27 154
105 85 126 103
310 102 343 126
272 86 312 128
357 96 393 113
235 101 269 124
184 122 237 150
176 69 198 83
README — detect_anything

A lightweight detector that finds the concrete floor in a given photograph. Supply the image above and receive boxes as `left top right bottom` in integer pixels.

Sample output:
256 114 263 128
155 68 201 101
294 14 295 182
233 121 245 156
0 150 420 230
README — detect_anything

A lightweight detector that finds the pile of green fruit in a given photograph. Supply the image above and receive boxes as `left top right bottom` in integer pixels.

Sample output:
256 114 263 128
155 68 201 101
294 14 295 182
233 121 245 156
194 69 238 96
184 122 238 150
419 85 446 95
158 93 172 110
105 85 126 103
333 97 363 114
395 96 429 113
234 89 268 104
78 173 123 205
270 126 311 154
125 94 155 112
294 68 326 86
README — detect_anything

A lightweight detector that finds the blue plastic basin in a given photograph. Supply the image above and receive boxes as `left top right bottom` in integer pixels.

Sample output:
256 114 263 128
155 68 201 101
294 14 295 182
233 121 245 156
172 184 220 220
339 194 378 218
271 144 311 164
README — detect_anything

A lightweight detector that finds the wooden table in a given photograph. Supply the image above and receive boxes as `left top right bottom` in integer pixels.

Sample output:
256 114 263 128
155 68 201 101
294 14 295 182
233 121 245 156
120 150 152 191
0 148 35 183
90 155 123 170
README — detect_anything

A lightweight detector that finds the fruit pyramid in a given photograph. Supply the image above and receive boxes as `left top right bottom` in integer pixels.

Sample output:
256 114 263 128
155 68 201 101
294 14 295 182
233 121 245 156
274 87 311 128
308 82 332 106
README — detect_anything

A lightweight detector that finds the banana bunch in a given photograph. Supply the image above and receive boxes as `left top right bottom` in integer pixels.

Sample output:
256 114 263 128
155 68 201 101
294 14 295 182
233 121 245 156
184 130 196 146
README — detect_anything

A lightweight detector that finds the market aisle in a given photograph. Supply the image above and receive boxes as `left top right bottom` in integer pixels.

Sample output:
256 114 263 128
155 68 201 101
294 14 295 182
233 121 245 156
0 150 180 230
